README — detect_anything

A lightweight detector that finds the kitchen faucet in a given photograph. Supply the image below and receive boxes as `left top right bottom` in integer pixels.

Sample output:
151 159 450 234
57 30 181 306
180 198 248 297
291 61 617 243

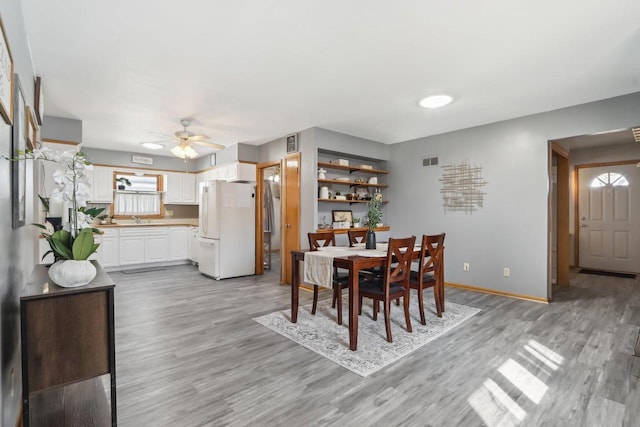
132 216 141 224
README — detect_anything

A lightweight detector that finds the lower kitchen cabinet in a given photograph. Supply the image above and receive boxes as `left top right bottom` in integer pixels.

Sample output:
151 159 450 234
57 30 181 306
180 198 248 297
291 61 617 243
170 227 190 260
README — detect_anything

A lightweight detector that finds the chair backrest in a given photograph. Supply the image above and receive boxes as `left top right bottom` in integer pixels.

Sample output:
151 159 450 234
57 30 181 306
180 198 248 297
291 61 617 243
418 233 445 283
308 231 336 251
347 229 368 247
384 236 416 289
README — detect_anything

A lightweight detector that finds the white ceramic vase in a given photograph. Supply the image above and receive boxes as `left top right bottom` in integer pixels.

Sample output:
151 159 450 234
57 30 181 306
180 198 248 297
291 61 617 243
48 260 97 288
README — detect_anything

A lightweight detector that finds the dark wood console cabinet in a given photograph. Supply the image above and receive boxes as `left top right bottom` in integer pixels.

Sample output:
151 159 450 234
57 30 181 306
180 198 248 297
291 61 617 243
20 261 116 426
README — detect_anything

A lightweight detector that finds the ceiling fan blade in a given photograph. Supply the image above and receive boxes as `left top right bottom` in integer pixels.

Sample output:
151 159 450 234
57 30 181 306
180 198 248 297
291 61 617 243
192 140 225 149
189 134 210 141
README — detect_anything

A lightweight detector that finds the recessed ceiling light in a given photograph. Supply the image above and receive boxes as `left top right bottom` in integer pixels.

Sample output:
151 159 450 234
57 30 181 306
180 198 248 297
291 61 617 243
419 94 453 109
141 142 164 149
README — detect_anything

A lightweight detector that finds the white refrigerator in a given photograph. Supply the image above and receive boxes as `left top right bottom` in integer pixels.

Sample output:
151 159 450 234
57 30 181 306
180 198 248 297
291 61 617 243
198 180 256 279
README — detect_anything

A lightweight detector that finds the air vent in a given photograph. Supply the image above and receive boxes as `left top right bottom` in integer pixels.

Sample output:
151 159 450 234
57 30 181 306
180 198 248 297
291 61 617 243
422 156 439 167
632 127 640 143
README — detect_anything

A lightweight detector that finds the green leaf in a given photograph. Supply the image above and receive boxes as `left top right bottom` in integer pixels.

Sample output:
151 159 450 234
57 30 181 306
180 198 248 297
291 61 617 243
49 230 74 260
72 229 98 260
38 195 50 212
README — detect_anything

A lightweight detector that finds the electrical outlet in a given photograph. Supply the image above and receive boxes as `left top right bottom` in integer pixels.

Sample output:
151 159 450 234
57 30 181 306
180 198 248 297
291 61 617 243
504 268 510 277
463 263 470 272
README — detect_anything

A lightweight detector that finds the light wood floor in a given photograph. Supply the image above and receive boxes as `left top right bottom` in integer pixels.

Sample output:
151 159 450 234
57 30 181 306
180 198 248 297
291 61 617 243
112 266 640 426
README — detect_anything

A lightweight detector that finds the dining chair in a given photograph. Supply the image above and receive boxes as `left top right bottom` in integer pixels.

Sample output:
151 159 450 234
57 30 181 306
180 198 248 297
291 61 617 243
347 229 367 246
348 229 382 279
307 231 349 324
409 233 446 324
358 236 416 343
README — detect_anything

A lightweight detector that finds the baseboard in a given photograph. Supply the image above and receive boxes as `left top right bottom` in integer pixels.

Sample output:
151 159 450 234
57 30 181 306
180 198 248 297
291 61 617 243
445 282 549 304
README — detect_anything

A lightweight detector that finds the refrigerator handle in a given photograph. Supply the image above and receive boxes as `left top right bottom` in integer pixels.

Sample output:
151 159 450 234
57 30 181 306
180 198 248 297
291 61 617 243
203 187 208 234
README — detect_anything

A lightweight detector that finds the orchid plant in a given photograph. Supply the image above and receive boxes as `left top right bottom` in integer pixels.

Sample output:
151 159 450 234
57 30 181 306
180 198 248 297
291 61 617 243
5 147 102 261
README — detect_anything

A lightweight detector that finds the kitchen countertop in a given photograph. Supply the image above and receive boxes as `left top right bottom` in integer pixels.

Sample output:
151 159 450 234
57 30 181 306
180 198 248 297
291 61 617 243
98 221 198 228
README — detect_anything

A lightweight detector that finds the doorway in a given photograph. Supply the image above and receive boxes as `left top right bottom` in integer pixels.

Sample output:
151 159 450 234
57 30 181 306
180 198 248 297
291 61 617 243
549 142 570 300
256 161 282 278
576 161 640 274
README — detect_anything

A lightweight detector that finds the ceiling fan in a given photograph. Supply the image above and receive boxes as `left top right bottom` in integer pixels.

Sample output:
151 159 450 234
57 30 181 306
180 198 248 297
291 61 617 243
169 119 224 159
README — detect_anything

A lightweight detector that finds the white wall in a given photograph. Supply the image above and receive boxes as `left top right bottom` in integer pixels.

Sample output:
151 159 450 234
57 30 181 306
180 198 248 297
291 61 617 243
389 92 640 300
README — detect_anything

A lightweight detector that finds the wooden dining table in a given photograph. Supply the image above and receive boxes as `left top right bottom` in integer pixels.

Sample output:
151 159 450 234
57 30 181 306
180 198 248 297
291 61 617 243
290 245 422 351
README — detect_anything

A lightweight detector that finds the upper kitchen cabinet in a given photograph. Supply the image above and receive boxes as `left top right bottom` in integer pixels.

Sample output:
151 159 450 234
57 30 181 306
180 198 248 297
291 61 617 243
164 172 197 204
88 166 115 203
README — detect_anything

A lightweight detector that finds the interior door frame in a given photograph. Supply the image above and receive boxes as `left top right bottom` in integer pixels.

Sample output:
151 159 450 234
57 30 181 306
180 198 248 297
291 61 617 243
549 142 570 297
281 152 301 285
574 159 640 270
255 160 281 275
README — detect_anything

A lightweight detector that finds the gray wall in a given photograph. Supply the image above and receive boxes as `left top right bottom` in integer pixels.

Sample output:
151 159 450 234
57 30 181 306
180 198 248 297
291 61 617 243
258 128 390 249
389 92 640 300
42 115 83 142
0 1 37 424
83 147 194 172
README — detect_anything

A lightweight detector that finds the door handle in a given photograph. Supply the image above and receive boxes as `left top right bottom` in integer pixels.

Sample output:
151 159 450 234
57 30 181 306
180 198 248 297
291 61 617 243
580 224 587 228
286 224 291 228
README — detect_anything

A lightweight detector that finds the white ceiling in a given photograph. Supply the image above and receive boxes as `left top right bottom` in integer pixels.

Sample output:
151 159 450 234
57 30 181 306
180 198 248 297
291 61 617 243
20 0 640 158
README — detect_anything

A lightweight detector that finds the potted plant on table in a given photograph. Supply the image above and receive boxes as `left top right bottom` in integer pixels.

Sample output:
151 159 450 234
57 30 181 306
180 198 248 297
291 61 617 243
365 198 382 249
9 147 104 287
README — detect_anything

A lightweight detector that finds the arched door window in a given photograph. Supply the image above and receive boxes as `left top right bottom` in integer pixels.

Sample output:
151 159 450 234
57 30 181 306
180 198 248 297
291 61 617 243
590 172 629 188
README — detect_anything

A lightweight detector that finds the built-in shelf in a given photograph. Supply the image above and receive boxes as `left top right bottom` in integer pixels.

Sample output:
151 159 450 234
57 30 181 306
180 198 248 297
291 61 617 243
318 179 388 188
317 198 388 205
318 162 388 175
315 226 390 234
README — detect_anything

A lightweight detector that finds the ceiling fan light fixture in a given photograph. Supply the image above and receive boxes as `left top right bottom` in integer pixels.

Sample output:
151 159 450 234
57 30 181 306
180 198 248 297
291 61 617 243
170 143 198 159
141 142 164 150
419 94 453 109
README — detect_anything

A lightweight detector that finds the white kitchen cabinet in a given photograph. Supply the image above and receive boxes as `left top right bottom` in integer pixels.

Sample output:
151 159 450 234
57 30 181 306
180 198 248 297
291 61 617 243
169 227 189 260
164 172 197 204
119 235 145 265
145 234 170 262
90 166 115 203
96 228 119 267
189 226 199 263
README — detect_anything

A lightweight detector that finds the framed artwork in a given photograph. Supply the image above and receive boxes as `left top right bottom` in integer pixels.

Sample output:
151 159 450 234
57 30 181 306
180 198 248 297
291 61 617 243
332 210 353 223
34 76 44 125
210 153 216 166
12 74 26 228
0 14 14 125
286 133 298 153
26 106 37 150
355 186 369 200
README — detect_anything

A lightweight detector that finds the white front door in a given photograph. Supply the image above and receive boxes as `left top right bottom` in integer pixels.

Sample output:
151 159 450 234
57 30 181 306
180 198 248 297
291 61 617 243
578 164 640 273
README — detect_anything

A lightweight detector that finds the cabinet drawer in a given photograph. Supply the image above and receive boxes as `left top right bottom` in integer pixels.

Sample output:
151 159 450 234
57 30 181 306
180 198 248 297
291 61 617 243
118 227 168 236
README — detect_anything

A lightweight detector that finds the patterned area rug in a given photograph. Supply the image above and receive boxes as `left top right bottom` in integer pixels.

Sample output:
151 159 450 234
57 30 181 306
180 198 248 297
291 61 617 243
254 298 480 377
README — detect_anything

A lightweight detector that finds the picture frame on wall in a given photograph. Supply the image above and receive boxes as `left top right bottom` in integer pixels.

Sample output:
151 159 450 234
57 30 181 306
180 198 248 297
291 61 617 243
12 74 26 228
26 106 37 150
332 210 353 224
34 76 44 125
0 14 14 125
286 133 298 153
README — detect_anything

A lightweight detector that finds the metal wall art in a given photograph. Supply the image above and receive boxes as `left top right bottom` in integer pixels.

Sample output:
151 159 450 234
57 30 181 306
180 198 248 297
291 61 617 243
439 159 488 214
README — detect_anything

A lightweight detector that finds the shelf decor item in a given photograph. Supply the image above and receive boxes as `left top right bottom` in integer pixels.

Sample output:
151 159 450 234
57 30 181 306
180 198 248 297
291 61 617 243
366 198 382 249
115 176 132 190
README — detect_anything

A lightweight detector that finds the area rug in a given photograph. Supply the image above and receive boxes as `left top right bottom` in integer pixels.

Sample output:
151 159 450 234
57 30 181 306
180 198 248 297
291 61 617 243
254 298 480 377
578 268 636 279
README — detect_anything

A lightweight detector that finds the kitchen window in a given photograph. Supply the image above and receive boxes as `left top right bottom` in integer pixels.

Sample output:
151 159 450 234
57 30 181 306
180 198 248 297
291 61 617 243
112 172 164 218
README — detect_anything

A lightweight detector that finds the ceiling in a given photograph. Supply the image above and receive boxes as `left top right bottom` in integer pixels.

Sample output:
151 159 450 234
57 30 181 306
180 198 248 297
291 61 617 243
554 128 640 151
20 0 640 158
